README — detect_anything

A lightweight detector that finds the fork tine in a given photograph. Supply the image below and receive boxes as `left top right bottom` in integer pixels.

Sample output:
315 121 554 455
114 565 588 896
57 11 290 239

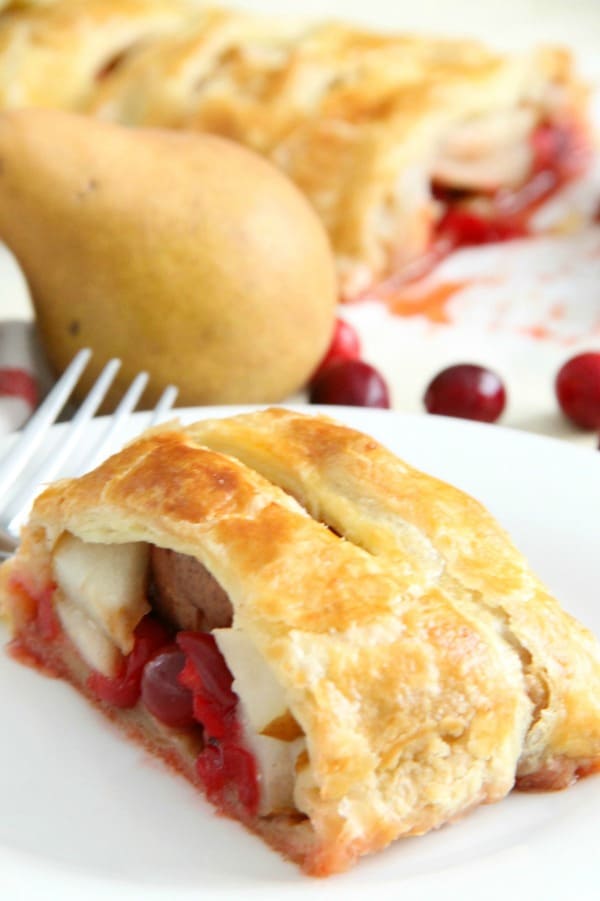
0 347 91 501
0 360 181 556
147 384 179 428
80 377 179 475
6 357 122 536
80 370 149 474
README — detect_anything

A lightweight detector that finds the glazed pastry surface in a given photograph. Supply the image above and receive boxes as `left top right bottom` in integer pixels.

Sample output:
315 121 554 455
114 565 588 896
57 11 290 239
189 408 600 786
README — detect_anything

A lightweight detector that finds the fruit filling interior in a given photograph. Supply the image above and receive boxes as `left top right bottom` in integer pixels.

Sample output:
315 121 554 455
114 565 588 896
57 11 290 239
431 119 586 254
11 537 307 822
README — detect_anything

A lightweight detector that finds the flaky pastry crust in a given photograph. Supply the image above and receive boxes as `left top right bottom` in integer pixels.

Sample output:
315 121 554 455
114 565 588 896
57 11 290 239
188 408 600 786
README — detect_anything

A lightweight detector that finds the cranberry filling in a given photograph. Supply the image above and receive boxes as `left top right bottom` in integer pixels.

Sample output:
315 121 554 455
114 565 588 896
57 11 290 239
87 615 170 708
38 590 260 815
530 121 586 182
177 632 238 738
35 585 60 641
432 121 587 255
436 208 527 247
197 742 259 818
176 631 259 817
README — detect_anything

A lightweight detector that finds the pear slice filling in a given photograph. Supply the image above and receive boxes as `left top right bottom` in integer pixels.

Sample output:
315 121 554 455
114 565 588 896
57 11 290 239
50 536 306 817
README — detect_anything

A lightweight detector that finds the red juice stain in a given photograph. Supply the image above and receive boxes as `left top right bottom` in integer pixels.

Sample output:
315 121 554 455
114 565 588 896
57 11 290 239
379 280 468 323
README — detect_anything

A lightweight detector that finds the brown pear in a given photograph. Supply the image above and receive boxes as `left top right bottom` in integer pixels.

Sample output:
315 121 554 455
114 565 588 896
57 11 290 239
0 109 337 408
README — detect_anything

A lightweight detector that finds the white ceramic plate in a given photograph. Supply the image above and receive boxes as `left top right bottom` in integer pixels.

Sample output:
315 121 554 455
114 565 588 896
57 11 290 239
0 405 599 901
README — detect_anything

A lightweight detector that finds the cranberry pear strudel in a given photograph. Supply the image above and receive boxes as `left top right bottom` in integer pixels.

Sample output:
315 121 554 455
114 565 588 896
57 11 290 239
0 1 591 296
1 409 599 875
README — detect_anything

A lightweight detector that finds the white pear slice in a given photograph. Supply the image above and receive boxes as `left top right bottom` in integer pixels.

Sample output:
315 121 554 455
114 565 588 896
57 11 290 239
53 533 150 654
214 627 306 814
214 627 290 735
56 597 123 677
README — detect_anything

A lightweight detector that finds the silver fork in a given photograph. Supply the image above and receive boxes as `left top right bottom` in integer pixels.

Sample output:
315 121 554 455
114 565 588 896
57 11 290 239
0 348 178 559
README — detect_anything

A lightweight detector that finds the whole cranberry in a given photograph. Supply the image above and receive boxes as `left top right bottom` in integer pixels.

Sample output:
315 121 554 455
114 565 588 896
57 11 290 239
424 364 506 423
141 648 195 729
311 318 361 382
309 359 391 408
555 352 600 429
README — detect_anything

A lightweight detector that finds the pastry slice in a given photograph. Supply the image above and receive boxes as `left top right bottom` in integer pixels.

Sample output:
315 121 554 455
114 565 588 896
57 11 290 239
188 408 600 789
0 414 540 876
0 0 193 110
82 9 591 295
0 2 590 296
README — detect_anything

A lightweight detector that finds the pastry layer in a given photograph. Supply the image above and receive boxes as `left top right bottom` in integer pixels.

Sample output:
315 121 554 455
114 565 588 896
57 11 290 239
187 408 600 786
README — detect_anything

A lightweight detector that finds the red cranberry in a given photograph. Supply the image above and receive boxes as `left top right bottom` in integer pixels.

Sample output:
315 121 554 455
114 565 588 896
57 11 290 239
424 364 506 423
177 632 238 739
311 318 361 381
87 615 170 708
309 359 391 408
196 742 259 818
141 647 195 728
176 633 260 816
555 352 600 429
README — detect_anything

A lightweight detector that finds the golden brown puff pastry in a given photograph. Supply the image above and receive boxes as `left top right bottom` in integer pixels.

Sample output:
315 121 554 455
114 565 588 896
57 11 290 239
0 0 195 110
187 408 600 789
0 2 52 10
0 413 542 876
0 1 588 295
